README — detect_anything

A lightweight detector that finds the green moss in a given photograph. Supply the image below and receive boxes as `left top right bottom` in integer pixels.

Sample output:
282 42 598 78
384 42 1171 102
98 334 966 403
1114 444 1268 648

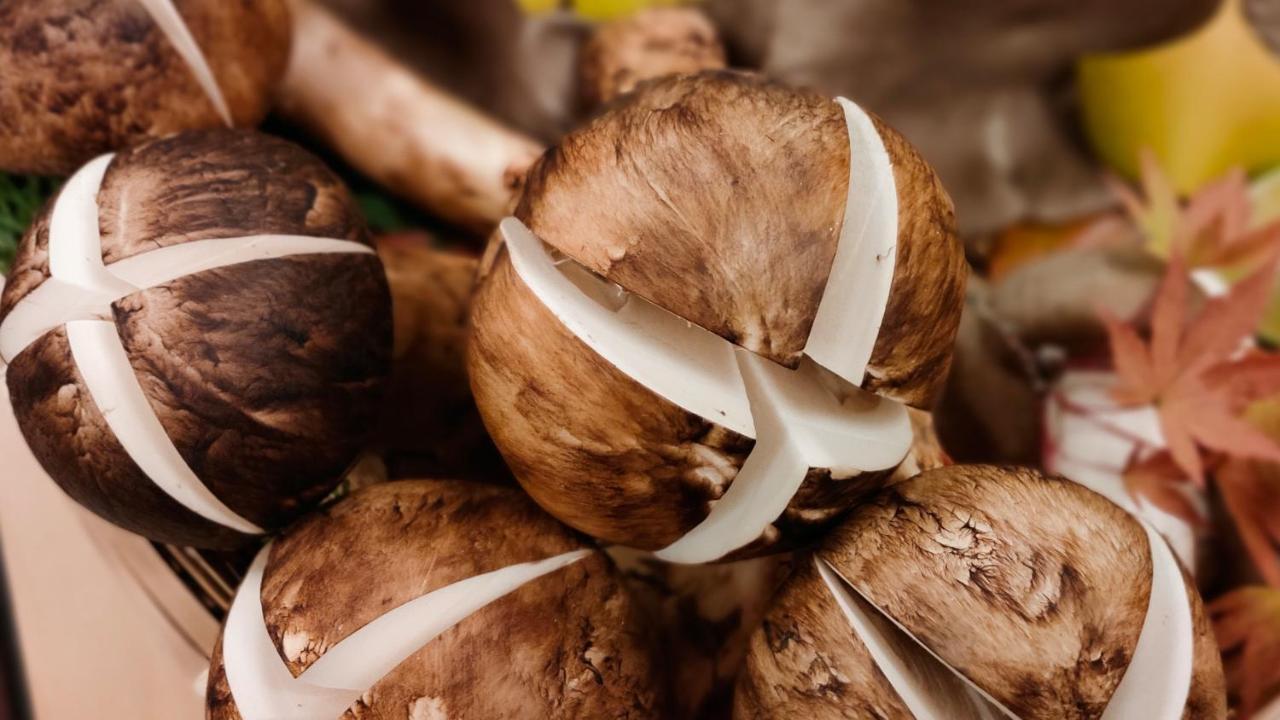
0 173 59 276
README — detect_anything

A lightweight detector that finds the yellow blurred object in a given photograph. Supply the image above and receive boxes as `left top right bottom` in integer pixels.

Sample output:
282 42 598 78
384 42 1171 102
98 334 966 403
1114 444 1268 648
1079 0 1280 193
1252 165 1280 228
517 0 688 22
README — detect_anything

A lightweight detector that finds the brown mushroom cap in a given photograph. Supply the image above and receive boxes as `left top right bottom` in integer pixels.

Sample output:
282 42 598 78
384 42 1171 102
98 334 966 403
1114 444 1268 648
469 241 895 555
1 129 391 548
0 0 290 175
517 70 964 408
736 465 1228 719
205 479 668 718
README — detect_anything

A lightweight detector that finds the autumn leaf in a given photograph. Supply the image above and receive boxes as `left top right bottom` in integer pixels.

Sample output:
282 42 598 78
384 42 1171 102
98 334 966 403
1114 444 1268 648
1218 459 1280 589
1103 252 1280 486
1121 450 1205 527
1107 149 1181 257
1211 586 1280 718
1102 150 1280 272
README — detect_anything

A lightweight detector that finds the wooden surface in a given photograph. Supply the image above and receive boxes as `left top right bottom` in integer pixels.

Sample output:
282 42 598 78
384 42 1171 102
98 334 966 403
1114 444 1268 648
0 377 210 719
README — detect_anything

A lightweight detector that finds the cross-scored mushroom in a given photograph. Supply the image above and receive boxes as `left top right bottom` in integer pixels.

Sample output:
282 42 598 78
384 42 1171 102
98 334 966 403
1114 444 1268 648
735 464 1228 720
0 129 391 548
468 71 966 563
0 0 290 176
205 479 668 719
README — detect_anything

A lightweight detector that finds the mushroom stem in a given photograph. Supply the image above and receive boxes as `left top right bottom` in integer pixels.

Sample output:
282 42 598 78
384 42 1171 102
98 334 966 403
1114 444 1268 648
277 0 545 233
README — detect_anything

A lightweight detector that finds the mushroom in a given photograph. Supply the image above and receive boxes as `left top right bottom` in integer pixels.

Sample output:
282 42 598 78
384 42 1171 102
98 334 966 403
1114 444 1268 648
468 71 966 562
373 232 505 480
735 465 1228 719
0 0 290 176
578 7 727 109
276 0 545 233
0 129 391 548
608 546 789 719
205 479 668 718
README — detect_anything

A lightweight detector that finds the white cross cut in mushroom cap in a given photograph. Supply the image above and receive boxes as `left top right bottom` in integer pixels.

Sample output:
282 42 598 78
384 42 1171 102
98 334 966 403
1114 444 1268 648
495 97 914 564
0 151 376 535
220 544 592 719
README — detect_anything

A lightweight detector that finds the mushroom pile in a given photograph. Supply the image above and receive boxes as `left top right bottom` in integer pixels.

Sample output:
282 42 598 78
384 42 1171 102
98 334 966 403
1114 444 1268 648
0 5 1237 719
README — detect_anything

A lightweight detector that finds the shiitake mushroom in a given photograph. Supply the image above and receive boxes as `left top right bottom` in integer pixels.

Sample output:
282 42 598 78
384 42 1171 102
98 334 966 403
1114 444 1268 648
0 129 391 548
0 0 290 175
206 479 668 719
469 71 966 563
735 465 1228 720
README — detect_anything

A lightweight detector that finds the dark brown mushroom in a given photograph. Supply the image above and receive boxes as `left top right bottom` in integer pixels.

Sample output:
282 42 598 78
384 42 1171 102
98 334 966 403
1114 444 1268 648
205 479 668 718
0 0 290 176
0 129 391 548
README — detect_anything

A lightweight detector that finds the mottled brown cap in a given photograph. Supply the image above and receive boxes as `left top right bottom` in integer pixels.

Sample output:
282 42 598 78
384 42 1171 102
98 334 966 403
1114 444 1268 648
206 479 669 718
2 129 391 548
469 242 895 556
0 0 290 176
735 465 1228 719
517 70 965 409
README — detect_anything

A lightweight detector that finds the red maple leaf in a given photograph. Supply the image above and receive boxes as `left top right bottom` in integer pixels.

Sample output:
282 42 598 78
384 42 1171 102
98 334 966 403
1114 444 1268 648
1218 459 1280 590
1103 252 1280 486
1211 586 1280 718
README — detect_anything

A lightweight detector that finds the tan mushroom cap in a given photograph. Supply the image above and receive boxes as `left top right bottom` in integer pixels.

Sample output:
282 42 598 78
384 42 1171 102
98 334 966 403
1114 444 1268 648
736 465 1228 719
468 243 893 554
205 479 668 719
0 0 290 175
517 70 965 409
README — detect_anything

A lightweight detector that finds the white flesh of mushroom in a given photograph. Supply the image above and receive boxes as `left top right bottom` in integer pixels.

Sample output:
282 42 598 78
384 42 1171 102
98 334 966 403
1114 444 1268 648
0 153 375 535
499 96 910 564
221 545 591 719
136 0 234 126
803 97 900 387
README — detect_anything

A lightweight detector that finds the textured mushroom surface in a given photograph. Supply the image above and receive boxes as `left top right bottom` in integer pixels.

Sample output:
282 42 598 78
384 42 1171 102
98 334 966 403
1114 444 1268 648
0 129 391 548
735 465 1229 719
0 0 290 175
516 71 963 405
470 72 963 561
206 479 667 719
609 547 789 720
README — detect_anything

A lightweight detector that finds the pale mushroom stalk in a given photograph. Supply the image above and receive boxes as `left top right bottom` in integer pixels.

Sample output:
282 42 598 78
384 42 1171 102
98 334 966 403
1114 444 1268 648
277 0 545 233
